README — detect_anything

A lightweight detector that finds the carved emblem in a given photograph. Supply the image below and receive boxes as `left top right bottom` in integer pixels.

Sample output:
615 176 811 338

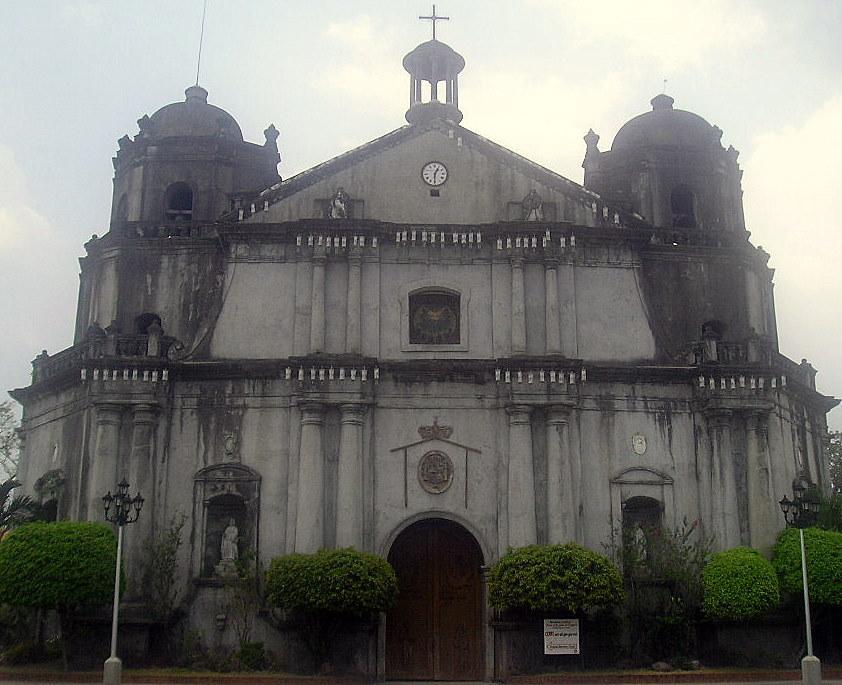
223 432 238 458
632 433 647 455
418 417 453 441
418 450 454 494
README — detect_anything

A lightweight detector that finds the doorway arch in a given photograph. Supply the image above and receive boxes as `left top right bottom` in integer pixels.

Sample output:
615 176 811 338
385 517 484 681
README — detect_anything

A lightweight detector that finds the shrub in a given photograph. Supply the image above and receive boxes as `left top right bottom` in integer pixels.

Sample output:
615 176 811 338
140 512 185 621
266 548 397 617
817 494 842 532
0 522 118 668
266 548 397 671
772 527 842 606
702 547 779 620
488 544 624 613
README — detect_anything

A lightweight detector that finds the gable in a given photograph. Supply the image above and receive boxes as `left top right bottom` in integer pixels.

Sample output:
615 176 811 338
249 121 597 225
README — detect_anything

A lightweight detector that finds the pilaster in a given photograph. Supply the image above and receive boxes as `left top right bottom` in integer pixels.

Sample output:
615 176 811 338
336 402 366 549
510 255 526 355
310 247 327 353
295 401 326 552
506 404 536 545
546 404 574 543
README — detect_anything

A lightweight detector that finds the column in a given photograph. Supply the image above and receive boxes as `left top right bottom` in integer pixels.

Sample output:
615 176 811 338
510 256 526 355
295 402 325 552
544 258 561 354
707 410 740 548
506 405 537 545
88 403 122 521
310 247 326 353
346 248 362 354
126 404 158 584
746 410 775 549
546 405 574 543
336 403 366 548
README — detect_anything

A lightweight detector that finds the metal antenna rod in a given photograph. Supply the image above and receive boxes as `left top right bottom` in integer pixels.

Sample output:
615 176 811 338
195 0 209 86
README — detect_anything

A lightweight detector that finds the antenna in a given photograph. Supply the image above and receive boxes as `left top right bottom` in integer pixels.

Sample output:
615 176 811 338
195 0 209 86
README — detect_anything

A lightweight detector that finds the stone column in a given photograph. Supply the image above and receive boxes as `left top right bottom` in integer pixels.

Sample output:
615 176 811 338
310 246 326 353
544 258 561 354
125 404 158 584
510 255 526 355
546 405 574 543
346 248 362 354
506 405 536 545
707 410 740 548
88 403 122 521
746 410 775 549
295 402 325 552
336 403 366 549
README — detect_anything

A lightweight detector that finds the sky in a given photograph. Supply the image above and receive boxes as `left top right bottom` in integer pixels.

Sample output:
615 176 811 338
0 0 840 430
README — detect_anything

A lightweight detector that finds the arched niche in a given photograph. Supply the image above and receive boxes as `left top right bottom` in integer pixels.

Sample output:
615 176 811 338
192 463 260 578
33 469 65 520
399 279 470 352
609 466 675 539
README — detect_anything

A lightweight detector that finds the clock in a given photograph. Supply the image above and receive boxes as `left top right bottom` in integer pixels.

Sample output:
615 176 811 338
421 161 448 187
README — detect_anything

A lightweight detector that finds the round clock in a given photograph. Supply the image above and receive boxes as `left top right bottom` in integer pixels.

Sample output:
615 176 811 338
421 161 448 187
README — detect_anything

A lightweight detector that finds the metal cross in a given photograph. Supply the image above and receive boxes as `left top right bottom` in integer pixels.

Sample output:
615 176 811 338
419 4 449 40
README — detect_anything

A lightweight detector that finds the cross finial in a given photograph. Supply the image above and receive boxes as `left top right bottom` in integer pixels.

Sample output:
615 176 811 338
419 4 449 41
662 78 668 94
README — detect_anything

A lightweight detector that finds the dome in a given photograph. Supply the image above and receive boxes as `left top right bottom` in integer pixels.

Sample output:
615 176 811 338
146 85 243 141
611 94 722 151
402 40 465 82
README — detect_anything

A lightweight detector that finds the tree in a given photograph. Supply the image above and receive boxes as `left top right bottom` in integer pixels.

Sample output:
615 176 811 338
0 401 21 479
829 430 841 494
0 522 118 668
772 527 842 606
702 547 779 621
0 477 34 532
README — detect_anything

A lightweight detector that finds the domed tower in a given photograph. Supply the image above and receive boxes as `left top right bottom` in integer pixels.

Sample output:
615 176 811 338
110 85 280 233
583 94 745 232
403 39 465 125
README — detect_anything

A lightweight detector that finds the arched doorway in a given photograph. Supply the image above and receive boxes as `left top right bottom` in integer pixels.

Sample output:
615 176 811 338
386 518 484 681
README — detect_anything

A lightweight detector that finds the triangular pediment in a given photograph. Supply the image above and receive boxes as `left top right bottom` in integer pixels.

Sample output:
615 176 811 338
247 119 598 225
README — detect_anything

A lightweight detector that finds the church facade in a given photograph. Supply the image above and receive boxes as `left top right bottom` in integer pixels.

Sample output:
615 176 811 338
11 36 837 679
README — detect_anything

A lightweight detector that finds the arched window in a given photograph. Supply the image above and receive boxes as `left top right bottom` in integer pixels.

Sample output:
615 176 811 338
671 186 696 228
164 182 193 222
408 289 461 345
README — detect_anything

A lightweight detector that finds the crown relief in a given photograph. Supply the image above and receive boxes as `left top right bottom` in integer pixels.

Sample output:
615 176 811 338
418 417 453 441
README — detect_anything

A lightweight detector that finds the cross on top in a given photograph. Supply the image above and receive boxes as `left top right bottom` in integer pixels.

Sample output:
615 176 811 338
419 4 449 41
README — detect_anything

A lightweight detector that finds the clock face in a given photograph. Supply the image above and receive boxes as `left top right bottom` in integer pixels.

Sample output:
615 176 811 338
421 161 448 187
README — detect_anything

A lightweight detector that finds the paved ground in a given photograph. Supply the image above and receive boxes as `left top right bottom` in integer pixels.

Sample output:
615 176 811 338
5 681 842 685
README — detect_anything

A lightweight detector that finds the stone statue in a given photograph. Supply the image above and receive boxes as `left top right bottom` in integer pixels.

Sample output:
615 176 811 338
522 189 544 221
329 187 349 219
221 518 239 561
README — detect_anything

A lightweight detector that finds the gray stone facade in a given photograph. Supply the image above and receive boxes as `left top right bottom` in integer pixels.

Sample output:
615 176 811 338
11 37 837 678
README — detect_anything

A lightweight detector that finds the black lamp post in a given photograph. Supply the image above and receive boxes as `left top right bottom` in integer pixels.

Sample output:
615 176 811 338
102 479 143 685
779 475 821 685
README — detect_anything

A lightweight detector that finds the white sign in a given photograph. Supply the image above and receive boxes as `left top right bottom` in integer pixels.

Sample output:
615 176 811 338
543 618 580 655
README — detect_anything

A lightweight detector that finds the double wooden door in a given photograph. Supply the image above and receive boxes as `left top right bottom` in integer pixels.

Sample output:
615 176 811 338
386 519 483 681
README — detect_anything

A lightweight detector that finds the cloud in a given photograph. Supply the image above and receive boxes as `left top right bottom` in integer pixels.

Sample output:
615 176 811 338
743 95 842 425
528 0 766 71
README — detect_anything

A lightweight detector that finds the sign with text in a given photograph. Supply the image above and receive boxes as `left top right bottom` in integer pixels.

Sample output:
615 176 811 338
543 618 580 655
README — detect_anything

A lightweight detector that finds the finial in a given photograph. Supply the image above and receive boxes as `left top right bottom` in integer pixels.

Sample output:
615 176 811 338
419 4 449 41
651 93 674 111
195 0 209 87
185 84 208 104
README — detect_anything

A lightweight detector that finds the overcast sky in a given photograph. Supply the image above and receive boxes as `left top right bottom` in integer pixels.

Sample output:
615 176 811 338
0 0 840 430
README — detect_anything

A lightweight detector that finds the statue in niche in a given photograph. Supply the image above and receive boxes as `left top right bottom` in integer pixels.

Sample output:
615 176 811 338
329 187 349 219
522 189 544 221
215 518 240 578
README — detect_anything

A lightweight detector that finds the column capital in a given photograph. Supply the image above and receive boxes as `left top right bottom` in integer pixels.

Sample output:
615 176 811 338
312 245 327 261
704 408 732 427
130 403 159 424
546 403 573 424
506 404 532 423
339 402 367 424
544 255 560 268
298 401 325 424
509 254 524 268
348 246 363 263
93 402 123 422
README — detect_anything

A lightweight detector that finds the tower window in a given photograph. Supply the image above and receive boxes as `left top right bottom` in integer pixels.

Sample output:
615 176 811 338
165 182 193 222
409 289 460 345
671 186 696 228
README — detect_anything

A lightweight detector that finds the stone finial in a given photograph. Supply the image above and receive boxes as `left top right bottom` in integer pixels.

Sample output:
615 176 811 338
650 93 675 111
264 124 279 146
185 84 209 104
584 128 600 151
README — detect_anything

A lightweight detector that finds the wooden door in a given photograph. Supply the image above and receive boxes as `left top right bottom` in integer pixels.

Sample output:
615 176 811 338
386 519 483 681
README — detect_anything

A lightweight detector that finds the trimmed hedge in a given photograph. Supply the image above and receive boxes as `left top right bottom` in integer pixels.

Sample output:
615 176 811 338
265 548 397 616
702 547 779 620
488 544 624 613
772 527 842 606
0 522 117 610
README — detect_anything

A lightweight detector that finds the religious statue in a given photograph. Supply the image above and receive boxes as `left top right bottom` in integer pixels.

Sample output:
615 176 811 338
522 189 544 221
329 187 349 219
221 518 239 561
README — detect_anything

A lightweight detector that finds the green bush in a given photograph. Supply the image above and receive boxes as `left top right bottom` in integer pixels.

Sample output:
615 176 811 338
488 544 624 613
702 547 779 621
266 548 397 616
0 522 117 611
772 527 842 606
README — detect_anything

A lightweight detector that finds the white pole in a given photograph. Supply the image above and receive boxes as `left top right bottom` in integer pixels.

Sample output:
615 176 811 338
103 524 123 685
799 527 821 685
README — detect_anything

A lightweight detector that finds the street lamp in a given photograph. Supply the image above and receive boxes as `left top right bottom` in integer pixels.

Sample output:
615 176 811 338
779 475 822 685
102 479 143 685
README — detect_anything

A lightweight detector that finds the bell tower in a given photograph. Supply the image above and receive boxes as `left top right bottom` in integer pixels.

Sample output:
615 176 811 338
403 6 465 125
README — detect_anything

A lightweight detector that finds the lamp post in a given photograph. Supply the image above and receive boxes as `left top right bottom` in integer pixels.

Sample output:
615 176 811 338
102 479 144 685
779 475 821 685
